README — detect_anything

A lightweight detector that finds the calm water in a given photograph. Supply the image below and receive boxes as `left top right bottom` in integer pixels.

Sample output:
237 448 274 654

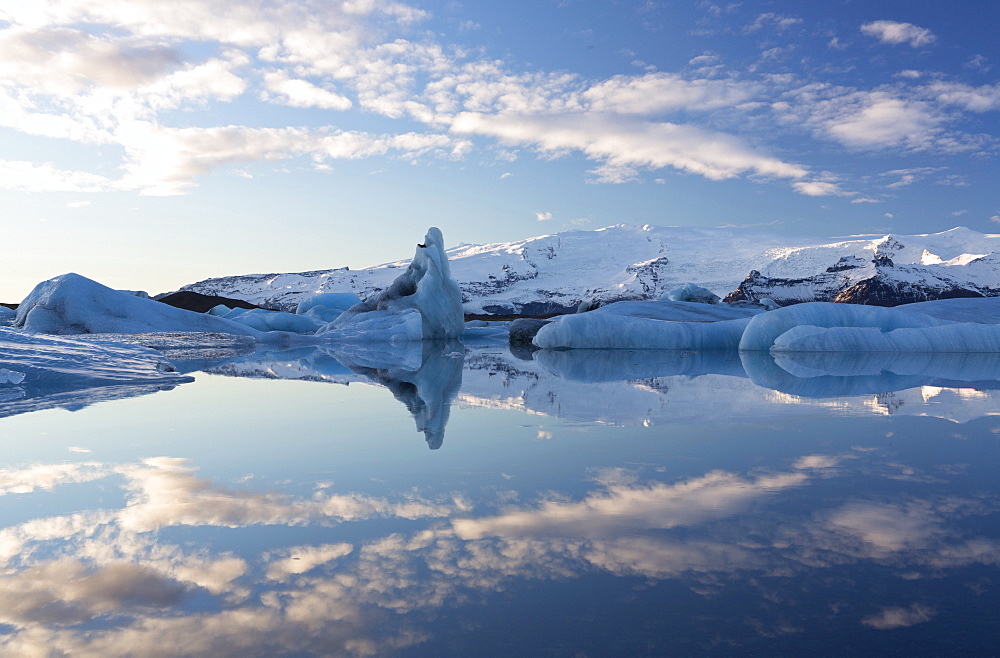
1 343 999 656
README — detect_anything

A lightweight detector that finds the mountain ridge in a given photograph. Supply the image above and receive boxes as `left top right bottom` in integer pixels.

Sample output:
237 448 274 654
174 225 1000 314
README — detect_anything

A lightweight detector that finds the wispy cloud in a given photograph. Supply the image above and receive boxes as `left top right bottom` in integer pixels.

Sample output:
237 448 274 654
860 21 936 48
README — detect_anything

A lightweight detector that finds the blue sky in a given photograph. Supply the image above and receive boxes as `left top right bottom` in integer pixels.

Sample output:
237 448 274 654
1 0 998 300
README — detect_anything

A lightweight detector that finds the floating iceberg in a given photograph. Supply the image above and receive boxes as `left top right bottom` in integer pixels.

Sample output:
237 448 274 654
209 305 323 334
741 300 1000 353
536 297 1000 354
771 322 1000 353
662 282 721 305
534 313 750 350
738 302 945 351
295 292 362 323
532 300 762 350
14 273 272 338
319 227 464 342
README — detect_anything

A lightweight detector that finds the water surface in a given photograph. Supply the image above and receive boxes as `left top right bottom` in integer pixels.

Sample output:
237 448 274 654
0 344 998 655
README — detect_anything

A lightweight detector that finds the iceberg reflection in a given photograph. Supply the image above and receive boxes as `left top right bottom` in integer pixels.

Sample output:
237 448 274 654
202 341 464 449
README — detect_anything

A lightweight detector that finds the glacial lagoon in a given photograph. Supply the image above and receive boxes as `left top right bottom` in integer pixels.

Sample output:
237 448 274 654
1 344 999 655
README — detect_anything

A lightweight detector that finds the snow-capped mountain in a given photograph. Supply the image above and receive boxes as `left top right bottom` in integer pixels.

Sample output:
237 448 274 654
173 225 1000 314
725 229 1000 306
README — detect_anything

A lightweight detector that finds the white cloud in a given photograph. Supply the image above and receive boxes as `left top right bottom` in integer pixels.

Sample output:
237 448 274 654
826 96 942 150
0 0 989 201
862 603 935 629
860 21 936 48
117 457 454 531
965 54 991 72
926 81 1000 112
450 112 808 184
535 211 552 221
782 86 955 152
744 13 803 34
452 469 807 540
0 462 107 495
0 559 185 626
582 73 759 115
266 543 353 581
792 181 840 196
114 123 465 195
0 27 180 94
0 160 113 193
262 70 352 110
851 197 882 204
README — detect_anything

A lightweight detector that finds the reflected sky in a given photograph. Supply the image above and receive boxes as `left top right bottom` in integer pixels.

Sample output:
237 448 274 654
0 344 999 654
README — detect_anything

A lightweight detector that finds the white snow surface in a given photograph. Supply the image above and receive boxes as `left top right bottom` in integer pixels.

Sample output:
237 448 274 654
175 225 1000 314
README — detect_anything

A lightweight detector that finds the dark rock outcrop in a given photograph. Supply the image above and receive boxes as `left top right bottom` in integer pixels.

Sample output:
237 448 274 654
156 291 267 314
833 276 984 306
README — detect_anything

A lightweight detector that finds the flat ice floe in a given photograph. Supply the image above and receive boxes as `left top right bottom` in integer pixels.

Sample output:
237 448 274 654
532 300 763 350
0 327 193 417
534 297 1000 353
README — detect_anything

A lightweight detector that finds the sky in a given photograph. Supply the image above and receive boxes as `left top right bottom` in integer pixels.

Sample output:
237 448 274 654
1 0 999 300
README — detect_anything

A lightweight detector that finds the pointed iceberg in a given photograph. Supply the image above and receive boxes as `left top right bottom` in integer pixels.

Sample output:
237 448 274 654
319 227 464 342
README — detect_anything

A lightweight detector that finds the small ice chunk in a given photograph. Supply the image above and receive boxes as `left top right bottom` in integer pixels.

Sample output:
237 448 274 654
0 368 25 385
662 283 720 305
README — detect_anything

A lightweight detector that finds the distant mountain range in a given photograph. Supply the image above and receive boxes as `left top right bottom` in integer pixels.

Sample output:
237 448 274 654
174 225 1000 314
